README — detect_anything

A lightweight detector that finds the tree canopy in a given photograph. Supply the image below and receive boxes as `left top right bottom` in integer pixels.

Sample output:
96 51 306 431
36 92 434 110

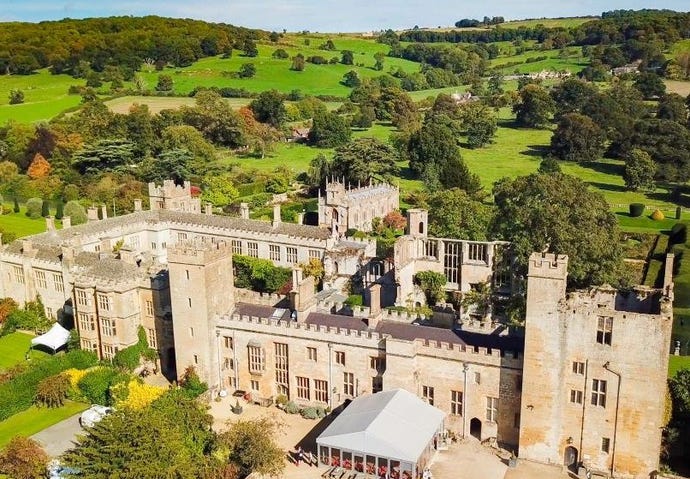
331 138 399 185
491 172 622 289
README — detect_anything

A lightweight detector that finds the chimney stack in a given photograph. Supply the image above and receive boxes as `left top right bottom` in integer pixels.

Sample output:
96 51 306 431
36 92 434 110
240 203 250 219
272 204 282 226
100 204 108 220
87 206 99 223
45 216 55 231
367 283 382 328
134 199 143 212
296 212 304 225
204 202 213 215
61 216 71 229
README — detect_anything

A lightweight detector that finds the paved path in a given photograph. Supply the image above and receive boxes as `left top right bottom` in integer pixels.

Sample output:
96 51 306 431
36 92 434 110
31 412 83 457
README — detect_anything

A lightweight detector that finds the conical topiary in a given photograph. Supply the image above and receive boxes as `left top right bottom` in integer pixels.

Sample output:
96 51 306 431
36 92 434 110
650 209 665 221
13 198 19 213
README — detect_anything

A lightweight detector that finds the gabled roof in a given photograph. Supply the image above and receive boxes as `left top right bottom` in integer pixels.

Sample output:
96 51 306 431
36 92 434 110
317 389 445 464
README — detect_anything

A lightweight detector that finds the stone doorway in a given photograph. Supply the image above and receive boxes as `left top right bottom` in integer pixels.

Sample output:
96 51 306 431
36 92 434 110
564 446 578 473
470 417 482 440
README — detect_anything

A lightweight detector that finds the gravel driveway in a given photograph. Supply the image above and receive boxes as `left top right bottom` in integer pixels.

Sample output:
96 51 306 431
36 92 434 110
31 412 83 457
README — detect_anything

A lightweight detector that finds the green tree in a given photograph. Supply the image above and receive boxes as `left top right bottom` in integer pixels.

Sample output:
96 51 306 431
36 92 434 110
376 87 419 131
71 138 137 175
143 149 194 184
0 436 48 479
669 369 690 418
8 89 24 105
181 90 246 148
218 418 285 478
373 52 385 71
414 271 447 305
238 63 256 78
549 77 598 120
460 102 497 148
155 74 173 92
513 84 555 128
25 198 42 219
272 48 289 59
633 72 666 99
55 200 64 220
308 112 351 148
249 90 286 127
341 50 354 65
40 199 50 217
623 149 656 191
160 125 217 171
631 119 690 183
657 93 688 123
13 197 19 213
307 153 332 188
63 200 87 225
491 173 622 288
331 138 399 184
242 39 259 57
201 174 239 207
342 70 361 88
487 74 504 96
550 113 606 163
427 188 491 240
352 105 376 129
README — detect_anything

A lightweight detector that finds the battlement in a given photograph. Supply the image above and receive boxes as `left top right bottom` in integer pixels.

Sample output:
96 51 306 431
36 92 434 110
235 288 285 307
528 252 568 279
167 239 230 265
148 180 192 199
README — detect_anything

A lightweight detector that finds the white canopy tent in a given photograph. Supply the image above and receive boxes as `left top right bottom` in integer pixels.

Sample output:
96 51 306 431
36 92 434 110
317 389 445 478
30 323 70 352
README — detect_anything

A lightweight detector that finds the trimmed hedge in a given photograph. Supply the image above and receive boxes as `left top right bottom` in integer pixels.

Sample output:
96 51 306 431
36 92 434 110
670 223 688 245
0 349 98 421
629 203 645 217
77 367 129 406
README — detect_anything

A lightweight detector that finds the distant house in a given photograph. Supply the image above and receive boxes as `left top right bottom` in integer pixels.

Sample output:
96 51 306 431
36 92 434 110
610 61 641 76
290 127 311 143
450 92 478 104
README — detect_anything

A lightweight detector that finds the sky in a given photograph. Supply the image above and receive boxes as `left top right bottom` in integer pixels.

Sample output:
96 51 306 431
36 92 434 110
1 0 689 32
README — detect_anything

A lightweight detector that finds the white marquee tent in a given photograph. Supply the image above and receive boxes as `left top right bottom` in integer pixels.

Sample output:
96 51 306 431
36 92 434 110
30 323 70 352
317 388 445 478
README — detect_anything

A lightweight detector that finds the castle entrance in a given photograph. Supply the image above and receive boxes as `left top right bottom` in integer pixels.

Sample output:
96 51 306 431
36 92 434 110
469 418 482 440
564 446 578 473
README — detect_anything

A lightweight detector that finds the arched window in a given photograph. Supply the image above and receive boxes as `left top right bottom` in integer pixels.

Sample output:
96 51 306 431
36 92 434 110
419 221 424 234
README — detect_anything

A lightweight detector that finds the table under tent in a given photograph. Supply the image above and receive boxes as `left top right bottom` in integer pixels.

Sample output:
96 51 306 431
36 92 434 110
317 388 445 479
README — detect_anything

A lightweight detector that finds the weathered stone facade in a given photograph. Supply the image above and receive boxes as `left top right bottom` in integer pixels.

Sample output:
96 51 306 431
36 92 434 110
318 180 399 234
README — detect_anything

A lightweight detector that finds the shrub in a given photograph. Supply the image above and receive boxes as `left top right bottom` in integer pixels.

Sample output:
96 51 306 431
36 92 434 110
0 436 48 479
344 294 363 306
64 200 87 225
275 394 288 406
670 223 687 245
179 366 208 398
115 379 166 410
316 406 326 418
77 367 121 406
0 350 97 421
232 254 291 293
41 200 50 217
8 89 25 105
285 401 300 414
13 198 19 213
300 406 319 419
34 373 70 408
25 198 42 219
629 203 645 217
651 209 665 221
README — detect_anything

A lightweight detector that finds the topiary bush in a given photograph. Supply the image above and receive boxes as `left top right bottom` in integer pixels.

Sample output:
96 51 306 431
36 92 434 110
285 400 300 414
670 223 687 245
275 394 288 407
25 197 43 219
300 406 319 419
629 203 645 217
34 373 70 408
650 209 665 221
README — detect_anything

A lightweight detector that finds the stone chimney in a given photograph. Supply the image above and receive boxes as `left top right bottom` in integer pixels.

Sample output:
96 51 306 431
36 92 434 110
367 283 382 328
272 204 282 226
290 266 316 319
240 203 250 219
87 206 99 223
100 204 108 220
134 199 143 212
204 202 213 215
60 245 74 263
296 212 304 225
62 216 71 229
21 239 34 256
45 216 55 231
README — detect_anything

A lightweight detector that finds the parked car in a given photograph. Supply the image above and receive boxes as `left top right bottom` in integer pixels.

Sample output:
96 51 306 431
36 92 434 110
47 459 80 478
79 404 113 428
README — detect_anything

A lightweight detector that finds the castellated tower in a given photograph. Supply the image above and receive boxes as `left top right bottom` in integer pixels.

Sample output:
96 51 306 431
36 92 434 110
167 240 235 390
519 253 569 465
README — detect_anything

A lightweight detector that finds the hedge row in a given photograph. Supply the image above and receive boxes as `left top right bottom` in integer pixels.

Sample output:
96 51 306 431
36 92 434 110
0 350 98 421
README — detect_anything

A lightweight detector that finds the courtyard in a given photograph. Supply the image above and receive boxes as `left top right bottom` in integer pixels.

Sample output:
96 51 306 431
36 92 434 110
209 398 571 479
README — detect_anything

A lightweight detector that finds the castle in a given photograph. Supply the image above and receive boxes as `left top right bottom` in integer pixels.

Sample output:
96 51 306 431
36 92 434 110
0 180 673 478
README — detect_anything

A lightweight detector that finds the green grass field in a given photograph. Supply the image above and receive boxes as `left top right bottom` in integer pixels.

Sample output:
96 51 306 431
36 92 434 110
669 355 690 377
0 205 55 239
0 332 49 371
0 69 85 124
498 17 598 29
0 401 88 448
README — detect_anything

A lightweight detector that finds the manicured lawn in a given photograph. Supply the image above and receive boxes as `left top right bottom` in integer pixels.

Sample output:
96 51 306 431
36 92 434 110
0 332 49 371
0 401 88 448
0 205 54 238
669 355 690 377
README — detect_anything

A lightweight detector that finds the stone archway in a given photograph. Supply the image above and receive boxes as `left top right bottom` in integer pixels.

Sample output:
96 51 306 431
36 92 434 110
470 417 482 440
564 446 578 473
